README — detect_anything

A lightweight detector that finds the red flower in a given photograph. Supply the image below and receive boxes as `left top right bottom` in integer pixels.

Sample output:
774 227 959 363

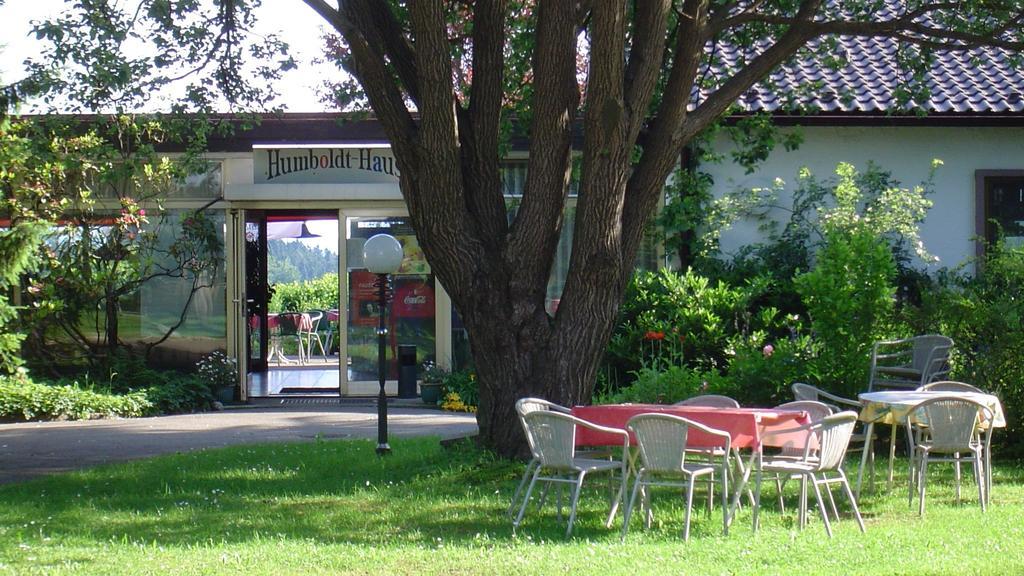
644 330 665 341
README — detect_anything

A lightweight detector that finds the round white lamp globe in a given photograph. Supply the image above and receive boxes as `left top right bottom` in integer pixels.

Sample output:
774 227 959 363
363 234 404 274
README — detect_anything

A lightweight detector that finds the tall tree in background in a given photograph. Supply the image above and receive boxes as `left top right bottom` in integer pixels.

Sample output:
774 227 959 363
7 1 1024 455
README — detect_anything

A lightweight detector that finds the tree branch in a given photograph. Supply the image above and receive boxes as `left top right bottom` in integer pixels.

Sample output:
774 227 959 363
623 0 672 145
621 0 709 259
303 0 419 166
507 0 581 312
459 0 509 246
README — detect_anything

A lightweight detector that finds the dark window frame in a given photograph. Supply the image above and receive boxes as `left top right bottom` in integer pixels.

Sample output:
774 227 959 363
975 169 1024 259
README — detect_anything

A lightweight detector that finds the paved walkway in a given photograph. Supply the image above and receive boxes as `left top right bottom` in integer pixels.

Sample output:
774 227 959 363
0 403 478 485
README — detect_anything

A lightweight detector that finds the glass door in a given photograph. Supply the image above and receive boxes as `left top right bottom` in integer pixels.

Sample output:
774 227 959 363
245 210 269 372
345 216 435 390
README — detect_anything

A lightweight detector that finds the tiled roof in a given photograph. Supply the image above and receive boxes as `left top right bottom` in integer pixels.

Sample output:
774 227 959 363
704 36 1024 114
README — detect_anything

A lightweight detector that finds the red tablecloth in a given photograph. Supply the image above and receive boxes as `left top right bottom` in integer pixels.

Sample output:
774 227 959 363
572 404 810 450
249 313 312 332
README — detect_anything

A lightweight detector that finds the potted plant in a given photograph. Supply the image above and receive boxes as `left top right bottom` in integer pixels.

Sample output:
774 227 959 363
196 350 238 405
420 361 447 405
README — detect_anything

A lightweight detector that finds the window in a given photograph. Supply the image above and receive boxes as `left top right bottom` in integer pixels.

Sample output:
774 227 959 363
977 171 1024 253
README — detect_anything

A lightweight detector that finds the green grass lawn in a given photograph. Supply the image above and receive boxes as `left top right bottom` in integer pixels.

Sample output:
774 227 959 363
1 438 1022 575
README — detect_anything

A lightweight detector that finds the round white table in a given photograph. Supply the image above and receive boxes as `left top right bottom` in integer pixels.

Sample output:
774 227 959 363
854 389 1005 497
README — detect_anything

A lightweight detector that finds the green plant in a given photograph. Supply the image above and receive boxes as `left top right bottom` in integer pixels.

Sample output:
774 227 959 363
606 365 734 405
725 334 821 406
795 227 896 397
904 240 1024 455
441 368 478 410
0 372 152 420
195 350 237 391
269 273 340 313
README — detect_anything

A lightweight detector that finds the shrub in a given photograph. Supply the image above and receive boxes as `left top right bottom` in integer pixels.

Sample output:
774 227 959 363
270 273 339 312
795 227 896 397
195 351 237 391
0 373 152 420
905 241 1024 455
604 365 734 405
725 334 821 406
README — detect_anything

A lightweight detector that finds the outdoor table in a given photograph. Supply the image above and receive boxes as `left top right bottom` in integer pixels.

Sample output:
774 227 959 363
264 313 313 365
572 404 811 528
854 389 1006 497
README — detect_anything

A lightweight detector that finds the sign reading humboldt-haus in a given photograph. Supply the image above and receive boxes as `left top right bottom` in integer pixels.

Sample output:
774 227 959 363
254 146 400 184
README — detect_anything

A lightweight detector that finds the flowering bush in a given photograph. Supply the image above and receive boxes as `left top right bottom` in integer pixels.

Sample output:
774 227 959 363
441 391 476 413
195 351 237 391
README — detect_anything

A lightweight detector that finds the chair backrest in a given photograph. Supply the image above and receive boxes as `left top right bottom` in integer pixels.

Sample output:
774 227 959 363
515 397 571 416
277 313 301 336
791 383 857 412
918 381 984 394
673 394 740 408
521 410 577 469
776 400 834 423
811 412 858 471
912 335 953 371
627 414 692 473
911 397 993 453
306 309 325 331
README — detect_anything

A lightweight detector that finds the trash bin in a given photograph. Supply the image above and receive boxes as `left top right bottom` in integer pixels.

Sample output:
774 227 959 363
398 345 418 399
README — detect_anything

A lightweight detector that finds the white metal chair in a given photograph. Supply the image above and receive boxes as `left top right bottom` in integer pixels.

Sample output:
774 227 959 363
622 413 732 541
753 411 866 538
673 394 740 408
791 383 867 455
765 401 834 512
868 334 953 391
918 381 984 393
512 410 629 537
507 398 613 519
906 397 994 515
305 309 327 359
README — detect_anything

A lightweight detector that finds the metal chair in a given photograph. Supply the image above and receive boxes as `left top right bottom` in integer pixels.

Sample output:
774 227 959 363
507 398 614 519
512 410 629 537
868 334 953 391
765 401 834 512
305 309 327 359
673 395 740 408
791 383 867 456
918 381 984 393
276 313 308 364
753 411 866 538
906 397 994 515
622 413 732 541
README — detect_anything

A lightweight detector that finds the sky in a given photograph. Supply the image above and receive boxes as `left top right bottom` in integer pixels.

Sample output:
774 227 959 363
0 0 341 112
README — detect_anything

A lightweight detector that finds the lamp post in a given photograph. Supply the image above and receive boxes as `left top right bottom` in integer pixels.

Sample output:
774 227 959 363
362 233 404 456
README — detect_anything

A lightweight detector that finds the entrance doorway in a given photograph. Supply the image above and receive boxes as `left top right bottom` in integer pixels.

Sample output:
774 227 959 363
237 209 438 398
244 209 341 396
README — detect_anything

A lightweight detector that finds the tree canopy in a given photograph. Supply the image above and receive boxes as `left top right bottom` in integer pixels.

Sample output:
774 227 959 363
5 0 1024 455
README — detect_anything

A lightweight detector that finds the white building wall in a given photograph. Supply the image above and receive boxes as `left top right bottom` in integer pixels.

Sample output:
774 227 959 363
705 126 1024 270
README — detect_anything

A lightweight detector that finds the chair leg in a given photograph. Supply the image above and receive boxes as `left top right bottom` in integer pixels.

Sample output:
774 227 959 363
918 455 929 517
838 471 866 533
683 475 696 541
974 453 986 513
753 467 763 533
798 477 808 529
810 476 833 538
954 452 962 505
621 472 644 542
507 459 538 518
824 479 839 521
605 467 626 528
513 467 543 529
566 471 587 538
721 460 730 536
